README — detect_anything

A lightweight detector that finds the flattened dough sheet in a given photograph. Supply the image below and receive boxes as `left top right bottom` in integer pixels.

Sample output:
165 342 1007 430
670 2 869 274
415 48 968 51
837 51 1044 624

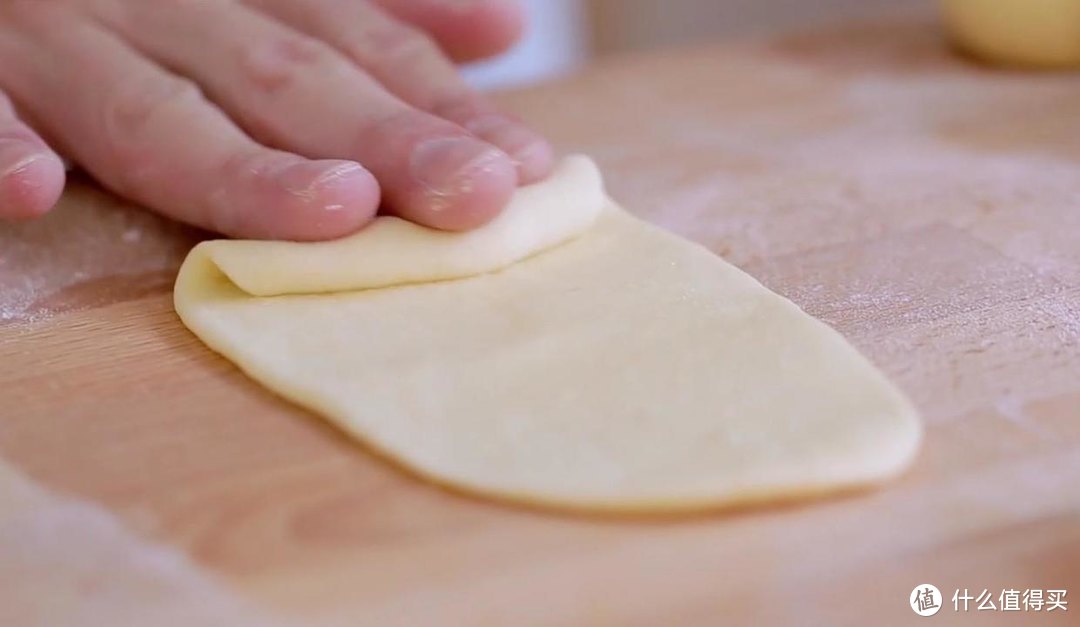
175 156 921 512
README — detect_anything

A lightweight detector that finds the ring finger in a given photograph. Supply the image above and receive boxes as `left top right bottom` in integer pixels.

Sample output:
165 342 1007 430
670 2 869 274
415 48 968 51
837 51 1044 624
246 0 554 183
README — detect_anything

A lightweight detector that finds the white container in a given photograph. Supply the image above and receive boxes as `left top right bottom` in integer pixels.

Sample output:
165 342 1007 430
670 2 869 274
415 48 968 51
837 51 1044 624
464 0 588 89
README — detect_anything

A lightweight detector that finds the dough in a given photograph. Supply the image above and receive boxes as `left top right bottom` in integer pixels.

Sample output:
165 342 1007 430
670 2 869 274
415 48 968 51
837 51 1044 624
175 156 921 512
196 156 605 297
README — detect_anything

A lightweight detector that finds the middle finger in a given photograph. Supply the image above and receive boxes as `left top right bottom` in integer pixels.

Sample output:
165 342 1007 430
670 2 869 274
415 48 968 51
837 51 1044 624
92 0 518 230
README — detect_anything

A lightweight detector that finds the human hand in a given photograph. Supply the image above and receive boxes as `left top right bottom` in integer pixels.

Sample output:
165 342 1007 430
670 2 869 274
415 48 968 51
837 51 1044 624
0 0 553 239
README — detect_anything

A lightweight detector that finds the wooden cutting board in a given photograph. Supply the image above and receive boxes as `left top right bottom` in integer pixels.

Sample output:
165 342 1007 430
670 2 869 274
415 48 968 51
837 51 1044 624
2 14 1078 627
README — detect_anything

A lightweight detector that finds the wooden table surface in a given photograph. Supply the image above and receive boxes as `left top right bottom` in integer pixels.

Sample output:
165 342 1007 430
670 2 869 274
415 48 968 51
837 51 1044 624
2 14 1078 627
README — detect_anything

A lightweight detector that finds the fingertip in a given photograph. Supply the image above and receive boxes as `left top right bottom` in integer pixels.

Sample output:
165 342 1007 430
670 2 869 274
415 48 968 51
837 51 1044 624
457 0 526 60
402 137 517 231
0 154 66 221
513 139 555 184
389 0 525 62
424 159 517 231
465 115 555 184
256 160 382 241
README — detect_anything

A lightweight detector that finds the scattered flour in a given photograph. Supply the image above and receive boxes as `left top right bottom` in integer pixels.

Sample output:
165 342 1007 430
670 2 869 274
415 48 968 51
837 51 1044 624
0 181 194 324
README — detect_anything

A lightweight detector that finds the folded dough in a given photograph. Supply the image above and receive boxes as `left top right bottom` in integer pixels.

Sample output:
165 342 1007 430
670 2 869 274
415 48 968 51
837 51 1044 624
187 156 606 297
175 156 921 513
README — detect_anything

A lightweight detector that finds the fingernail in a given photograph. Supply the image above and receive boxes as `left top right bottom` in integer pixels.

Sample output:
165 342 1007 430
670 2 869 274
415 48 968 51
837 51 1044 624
0 135 48 178
279 160 367 203
466 116 552 179
0 150 64 218
409 136 507 201
501 131 551 171
1 153 46 180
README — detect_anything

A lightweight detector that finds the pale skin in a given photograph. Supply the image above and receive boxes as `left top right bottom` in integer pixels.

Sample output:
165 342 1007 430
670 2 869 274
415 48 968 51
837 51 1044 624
0 0 554 240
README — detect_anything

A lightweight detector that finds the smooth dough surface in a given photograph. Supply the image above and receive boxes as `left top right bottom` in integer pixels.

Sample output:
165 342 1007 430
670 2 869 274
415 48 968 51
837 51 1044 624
175 156 921 512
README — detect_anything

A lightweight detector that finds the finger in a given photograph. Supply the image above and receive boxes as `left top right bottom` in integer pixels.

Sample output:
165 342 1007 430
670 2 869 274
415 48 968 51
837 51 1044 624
99 1 517 231
0 4 378 240
247 0 554 183
371 0 525 62
0 90 65 220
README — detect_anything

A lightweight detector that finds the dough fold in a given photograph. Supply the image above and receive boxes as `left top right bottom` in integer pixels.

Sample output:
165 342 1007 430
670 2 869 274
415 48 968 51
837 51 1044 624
175 156 921 513
183 156 605 297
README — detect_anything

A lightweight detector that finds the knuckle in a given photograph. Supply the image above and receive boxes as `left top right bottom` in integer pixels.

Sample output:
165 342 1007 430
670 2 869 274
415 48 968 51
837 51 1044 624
238 34 340 94
357 107 431 148
429 92 492 122
101 75 203 187
221 149 288 184
104 74 202 140
0 121 41 145
358 25 439 66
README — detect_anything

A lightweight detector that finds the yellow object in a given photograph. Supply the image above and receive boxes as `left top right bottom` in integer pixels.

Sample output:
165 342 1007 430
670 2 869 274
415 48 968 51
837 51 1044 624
943 0 1080 67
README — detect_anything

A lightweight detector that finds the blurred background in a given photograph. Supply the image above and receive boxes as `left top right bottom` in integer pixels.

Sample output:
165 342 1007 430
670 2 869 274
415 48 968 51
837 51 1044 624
465 0 928 87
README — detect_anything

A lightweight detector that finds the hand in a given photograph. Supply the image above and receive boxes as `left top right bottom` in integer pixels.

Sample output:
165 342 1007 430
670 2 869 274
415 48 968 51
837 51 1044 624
0 0 554 239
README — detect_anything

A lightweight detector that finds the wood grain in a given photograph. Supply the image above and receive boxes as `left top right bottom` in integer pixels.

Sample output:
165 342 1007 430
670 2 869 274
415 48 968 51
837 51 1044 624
2 15 1078 626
